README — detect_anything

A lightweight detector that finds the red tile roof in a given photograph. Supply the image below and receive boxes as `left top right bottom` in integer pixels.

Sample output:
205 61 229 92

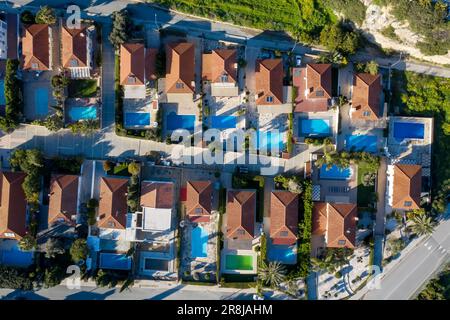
165 42 195 94
255 59 283 105
293 66 330 112
352 73 382 120
140 181 173 209
61 25 88 68
48 174 79 226
98 177 129 229
312 202 357 248
202 49 237 84
120 43 145 85
392 164 422 210
226 190 256 240
270 191 298 245
306 64 332 99
22 24 50 70
186 181 212 219
0 171 27 240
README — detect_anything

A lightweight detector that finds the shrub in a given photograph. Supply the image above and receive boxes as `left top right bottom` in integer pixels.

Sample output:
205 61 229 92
20 10 35 24
109 10 131 48
35 6 57 24
70 239 89 263
0 266 33 290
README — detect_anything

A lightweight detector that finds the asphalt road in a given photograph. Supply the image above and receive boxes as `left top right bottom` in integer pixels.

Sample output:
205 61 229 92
352 209 450 300
0 284 256 300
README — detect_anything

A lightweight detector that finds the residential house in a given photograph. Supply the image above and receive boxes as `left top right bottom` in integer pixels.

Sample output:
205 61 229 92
351 73 382 121
202 49 238 96
22 24 51 71
48 174 79 226
294 63 332 112
185 180 213 223
269 191 298 245
120 42 157 99
391 164 422 211
0 171 27 240
312 202 357 249
226 190 256 241
61 24 94 78
97 177 129 231
165 42 195 98
255 58 283 106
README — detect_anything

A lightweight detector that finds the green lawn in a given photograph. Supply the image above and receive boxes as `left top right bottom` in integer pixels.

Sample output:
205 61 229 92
68 79 98 98
108 162 130 177
357 162 376 207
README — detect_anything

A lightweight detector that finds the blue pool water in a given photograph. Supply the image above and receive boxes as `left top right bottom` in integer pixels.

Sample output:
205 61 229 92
320 164 352 180
394 122 425 140
346 135 377 153
210 115 237 129
124 112 150 127
35 88 48 116
299 119 330 137
166 112 195 131
268 245 297 264
0 246 34 268
191 226 208 258
99 253 132 270
257 131 283 151
69 106 97 121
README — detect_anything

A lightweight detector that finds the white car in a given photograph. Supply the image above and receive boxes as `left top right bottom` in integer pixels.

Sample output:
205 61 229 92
295 55 302 66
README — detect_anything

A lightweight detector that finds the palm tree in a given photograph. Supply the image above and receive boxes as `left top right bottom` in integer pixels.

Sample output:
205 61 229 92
311 255 337 274
411 215 436 236
258 261 286 288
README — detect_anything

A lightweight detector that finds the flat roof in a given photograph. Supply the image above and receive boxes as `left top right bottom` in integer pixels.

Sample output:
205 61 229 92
143 207 172 232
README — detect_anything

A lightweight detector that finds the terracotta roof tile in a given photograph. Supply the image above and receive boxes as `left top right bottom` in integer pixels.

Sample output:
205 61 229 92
255 59 283 105
48 174 79 226
293 66 329 112
226 190 256 240
392 164 422 210
186 181 212 217
306 64 332 99
61 25 87 68
202 49 237 83
120 43 145 85
352 73 382 120
22 24 50 70
0 171 27 240
165 42 195 94
269 191 298 245
98 177 129 229
140 181 173 209
312 202 356 248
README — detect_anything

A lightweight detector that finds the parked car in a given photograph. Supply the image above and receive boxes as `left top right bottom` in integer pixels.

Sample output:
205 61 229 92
295 55 302 67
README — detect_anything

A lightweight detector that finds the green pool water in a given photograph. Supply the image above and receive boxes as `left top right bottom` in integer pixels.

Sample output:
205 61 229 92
225 255 253 270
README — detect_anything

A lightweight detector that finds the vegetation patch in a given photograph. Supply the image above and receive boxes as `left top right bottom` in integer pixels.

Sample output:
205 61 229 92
68 79 98 98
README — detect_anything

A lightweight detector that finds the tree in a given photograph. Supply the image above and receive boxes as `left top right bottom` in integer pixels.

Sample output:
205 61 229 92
103 160 114 172
70 239 88 263
20 10 35 24
19 234 36 251
109 10 131 48
127 162 140 176
258 261 286 288
35 6 57 24
320 23 360 56
44 238 65 259
365 60 379 75
410 215 436 236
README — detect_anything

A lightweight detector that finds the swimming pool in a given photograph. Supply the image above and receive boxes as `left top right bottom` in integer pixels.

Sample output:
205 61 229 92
144 258 169 271
346 135 377 153
210 115 237 129
69 106 97 121
191 226 208 258
225 255 253 271
124 112 150 127
0 248 34 267
268 245 297 264
320 164 352 180
299 119 330 137
35 88 48 116
166 112 195 131
257 131 283 151
99 253 132 270
394 122 425 140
